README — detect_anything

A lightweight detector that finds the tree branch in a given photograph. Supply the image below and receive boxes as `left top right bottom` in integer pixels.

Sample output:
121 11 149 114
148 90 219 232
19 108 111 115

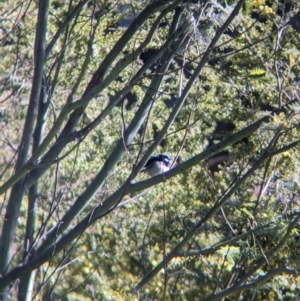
0 0 50 292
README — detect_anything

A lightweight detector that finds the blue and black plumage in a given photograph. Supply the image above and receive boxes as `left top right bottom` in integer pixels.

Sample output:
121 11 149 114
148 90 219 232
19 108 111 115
142 154 171 176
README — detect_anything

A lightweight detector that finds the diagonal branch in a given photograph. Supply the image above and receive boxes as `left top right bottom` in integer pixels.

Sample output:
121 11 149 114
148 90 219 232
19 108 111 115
0 111 295 289
202 216 300 301
0 0 176 196
36 5 188 254
45 0 89 58
203 266 300 301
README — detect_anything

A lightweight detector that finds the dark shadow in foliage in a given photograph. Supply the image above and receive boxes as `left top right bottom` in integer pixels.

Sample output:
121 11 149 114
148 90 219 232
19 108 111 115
241 92 277 113
207 94 300 174
206 119 252 173
174 58 194 79
135 123 167 148
139 49 162 73
137 123 144 136
124 92 138 110
164 94 177 108
208 57 232 69
290 13 300 33
207 45 235 69
276 0 300 32
139 49 194 77
224 28 240 38
109 91 138 110
251 10 268 24
260 103 276 112
214 120 235 134
108 76 138 110
152 123 167 148
277 0 293 15
206 121 235 173
206 138 230 173
52 1 62 9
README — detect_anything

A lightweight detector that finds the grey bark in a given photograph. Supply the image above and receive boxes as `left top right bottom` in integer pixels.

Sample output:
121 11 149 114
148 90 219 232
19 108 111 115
0 2 49 300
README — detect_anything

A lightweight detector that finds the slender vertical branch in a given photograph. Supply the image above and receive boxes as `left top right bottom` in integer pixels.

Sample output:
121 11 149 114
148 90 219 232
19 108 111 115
0 0 49 299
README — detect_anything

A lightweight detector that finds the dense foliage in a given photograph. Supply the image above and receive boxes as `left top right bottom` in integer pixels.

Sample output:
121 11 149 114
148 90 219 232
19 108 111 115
0 0 300 300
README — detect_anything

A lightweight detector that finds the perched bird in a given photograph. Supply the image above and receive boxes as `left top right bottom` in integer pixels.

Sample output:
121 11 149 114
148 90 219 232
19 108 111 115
142 154 171 177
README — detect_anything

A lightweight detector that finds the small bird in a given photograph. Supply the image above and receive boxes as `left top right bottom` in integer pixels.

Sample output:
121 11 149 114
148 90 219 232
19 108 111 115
142 154 171 177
